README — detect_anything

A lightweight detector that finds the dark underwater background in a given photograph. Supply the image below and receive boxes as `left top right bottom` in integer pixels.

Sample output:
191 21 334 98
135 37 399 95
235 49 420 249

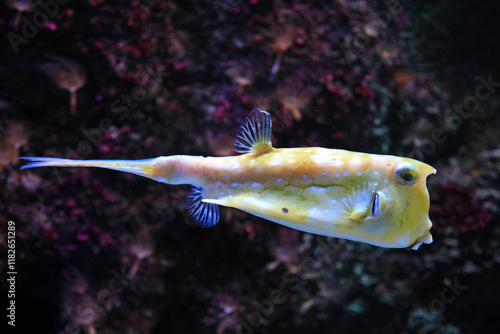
1 0 500 333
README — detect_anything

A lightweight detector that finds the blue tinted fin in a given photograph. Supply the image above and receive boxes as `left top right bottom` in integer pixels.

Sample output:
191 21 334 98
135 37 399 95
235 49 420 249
186 186 219 228
234 108 273 155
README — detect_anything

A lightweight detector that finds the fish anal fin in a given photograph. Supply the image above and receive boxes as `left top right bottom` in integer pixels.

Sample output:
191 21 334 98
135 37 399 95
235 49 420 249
186 186 219 228
234 108 274 156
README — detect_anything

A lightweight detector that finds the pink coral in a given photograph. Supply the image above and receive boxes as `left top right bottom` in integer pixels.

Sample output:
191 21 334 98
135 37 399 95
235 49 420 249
430 182 492 234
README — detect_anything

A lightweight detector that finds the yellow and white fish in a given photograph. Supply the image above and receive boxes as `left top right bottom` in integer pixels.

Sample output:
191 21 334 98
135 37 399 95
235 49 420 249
21 109 436 249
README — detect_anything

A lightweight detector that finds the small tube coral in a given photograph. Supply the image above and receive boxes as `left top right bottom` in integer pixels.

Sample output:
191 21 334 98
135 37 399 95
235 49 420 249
62 268 101 334
41 55 87 115
0 121 28 172
8 0 36 29
267 25 295 82
276 83 319 122
64 294 101 334
128 228 154 277
63 267 89 295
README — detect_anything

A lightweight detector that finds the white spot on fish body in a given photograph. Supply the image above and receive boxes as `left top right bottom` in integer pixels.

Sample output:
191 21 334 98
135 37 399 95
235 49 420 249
311 154 330 165
332 160 343 167
350 157 361 166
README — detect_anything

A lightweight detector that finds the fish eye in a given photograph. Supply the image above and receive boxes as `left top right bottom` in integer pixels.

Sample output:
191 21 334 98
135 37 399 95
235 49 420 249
395 162 419 185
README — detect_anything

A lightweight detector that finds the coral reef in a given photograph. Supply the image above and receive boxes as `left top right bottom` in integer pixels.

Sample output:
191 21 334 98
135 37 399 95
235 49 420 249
1 0 500 333
430 182 492 234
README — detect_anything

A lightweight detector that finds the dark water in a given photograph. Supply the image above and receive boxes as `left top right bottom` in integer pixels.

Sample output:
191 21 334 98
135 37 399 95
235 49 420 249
1 1 500 333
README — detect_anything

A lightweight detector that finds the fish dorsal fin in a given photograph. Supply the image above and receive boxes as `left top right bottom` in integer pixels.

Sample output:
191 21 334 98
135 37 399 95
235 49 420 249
186 186 219 228
234 108 274 155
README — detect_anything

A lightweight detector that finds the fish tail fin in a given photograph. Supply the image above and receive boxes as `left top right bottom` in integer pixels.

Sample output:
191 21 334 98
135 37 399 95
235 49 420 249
21 157 220 227
20 155 209 185
19 156 163 181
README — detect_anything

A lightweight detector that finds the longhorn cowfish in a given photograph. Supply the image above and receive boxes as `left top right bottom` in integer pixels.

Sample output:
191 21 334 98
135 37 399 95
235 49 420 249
20 109 436 249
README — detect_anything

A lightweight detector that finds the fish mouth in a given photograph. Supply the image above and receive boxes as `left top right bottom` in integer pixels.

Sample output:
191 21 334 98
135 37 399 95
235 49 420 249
408 230 433 250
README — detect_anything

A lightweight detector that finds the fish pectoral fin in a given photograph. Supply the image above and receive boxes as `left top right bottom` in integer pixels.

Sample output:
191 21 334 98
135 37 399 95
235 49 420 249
186 186 219 228
233 108 274 156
